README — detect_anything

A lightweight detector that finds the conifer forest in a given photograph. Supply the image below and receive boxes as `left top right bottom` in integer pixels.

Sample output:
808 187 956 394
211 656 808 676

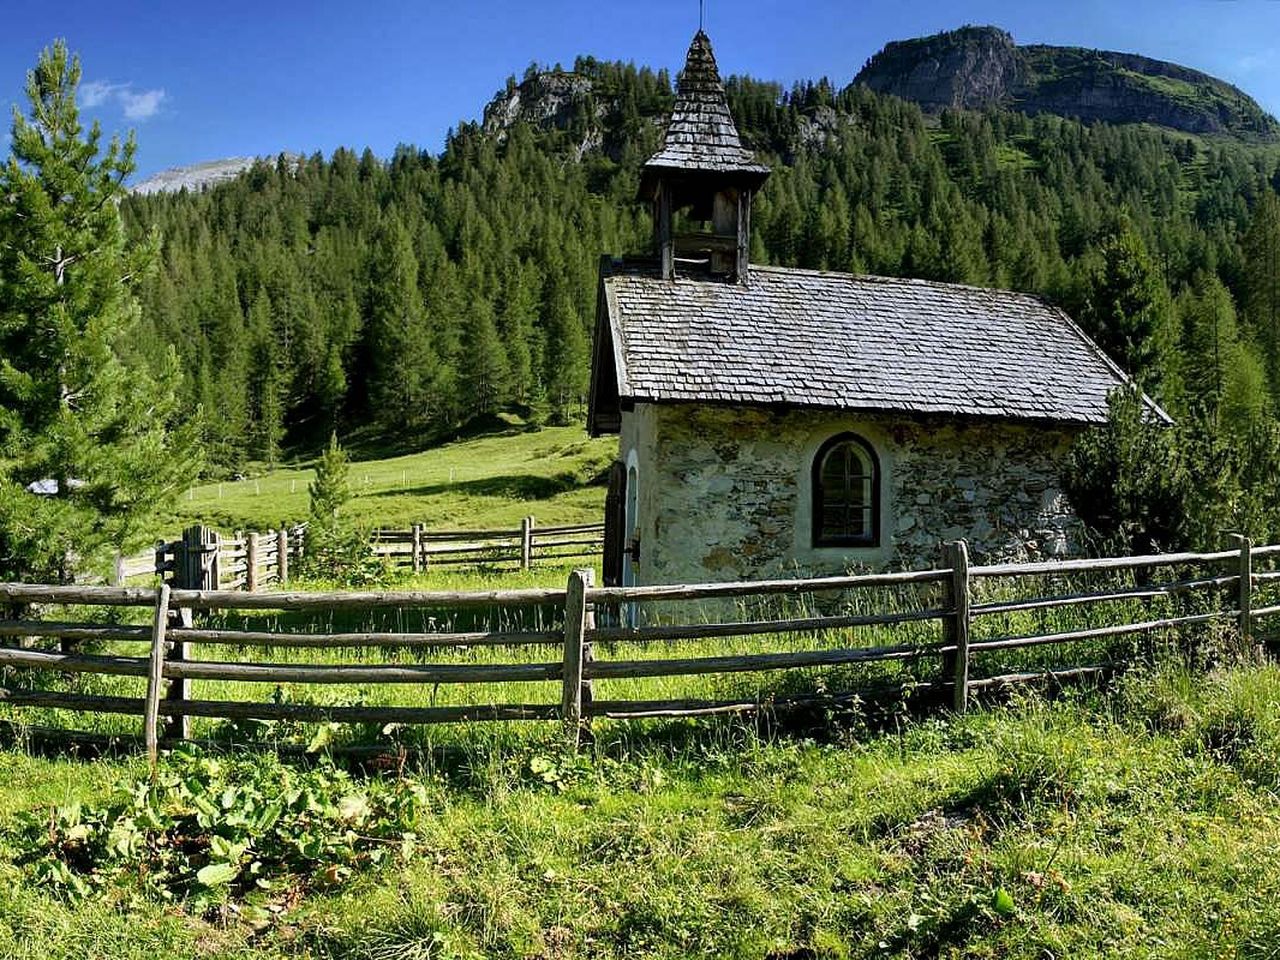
9 51 1280 564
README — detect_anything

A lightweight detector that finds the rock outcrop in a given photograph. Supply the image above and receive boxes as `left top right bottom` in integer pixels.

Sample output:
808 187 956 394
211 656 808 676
855 26 1279 141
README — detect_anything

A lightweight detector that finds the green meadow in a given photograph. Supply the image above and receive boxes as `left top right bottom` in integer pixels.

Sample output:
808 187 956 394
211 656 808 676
166 421 616 535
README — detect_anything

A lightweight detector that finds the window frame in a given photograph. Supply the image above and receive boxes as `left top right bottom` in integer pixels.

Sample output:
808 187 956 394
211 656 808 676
811 432 881 549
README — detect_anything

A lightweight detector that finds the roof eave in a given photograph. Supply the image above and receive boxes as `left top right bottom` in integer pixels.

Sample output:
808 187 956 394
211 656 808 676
616 393 1111 430
637 162 771 201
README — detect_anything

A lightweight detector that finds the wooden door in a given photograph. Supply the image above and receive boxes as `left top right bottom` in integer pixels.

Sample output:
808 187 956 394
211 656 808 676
602 459 626 588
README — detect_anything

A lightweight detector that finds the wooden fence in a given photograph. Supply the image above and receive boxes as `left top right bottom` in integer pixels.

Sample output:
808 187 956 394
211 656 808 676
131 517 604 591
370 518 604 573
2 537 1273 763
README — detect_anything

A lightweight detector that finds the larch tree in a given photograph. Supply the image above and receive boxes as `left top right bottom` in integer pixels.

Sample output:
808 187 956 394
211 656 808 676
1243 190 1280 400
460 294 511 419
366 213 433 431
0 41 198 582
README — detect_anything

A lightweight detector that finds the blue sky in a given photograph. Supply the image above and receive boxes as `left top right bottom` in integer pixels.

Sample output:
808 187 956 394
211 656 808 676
3 0 1279 179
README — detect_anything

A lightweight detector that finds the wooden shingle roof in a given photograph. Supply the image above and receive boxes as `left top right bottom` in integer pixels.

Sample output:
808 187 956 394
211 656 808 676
640 31 770 189
590 260 1163 432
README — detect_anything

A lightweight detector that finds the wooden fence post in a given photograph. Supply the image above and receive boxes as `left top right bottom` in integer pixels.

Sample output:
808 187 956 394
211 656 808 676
246 532 260 593
154 540 168 583
179 525 220 593
1231 533 1253 658
163 604 193 742
143 584 172 769
521 516 535 571
277 527 289 584
562 568 593 748
945 540 971 713
412 523 423 575
111 551 125 587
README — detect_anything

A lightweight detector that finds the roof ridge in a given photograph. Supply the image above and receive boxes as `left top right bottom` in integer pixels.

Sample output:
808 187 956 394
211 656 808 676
749 263 1045 298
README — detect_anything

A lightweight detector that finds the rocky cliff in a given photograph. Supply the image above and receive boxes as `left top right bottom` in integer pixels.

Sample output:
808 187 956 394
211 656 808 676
855 26 1279 141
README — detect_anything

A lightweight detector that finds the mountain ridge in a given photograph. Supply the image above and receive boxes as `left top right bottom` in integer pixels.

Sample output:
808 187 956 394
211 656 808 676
144 26 1278 187
853 26 1279 142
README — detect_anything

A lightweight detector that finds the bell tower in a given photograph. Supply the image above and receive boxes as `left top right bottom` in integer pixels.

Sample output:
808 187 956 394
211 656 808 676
639 31 770 283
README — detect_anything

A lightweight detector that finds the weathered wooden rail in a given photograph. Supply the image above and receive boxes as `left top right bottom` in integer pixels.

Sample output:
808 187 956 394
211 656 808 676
370 518 604 573
1 537 1270 763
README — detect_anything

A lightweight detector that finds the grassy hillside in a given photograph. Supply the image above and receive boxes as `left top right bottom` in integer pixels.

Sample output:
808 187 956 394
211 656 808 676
4 661 1280 958
167 421 616 535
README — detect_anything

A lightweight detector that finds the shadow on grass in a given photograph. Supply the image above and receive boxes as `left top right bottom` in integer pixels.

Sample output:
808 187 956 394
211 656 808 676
370 471 590 502
336 413 538 462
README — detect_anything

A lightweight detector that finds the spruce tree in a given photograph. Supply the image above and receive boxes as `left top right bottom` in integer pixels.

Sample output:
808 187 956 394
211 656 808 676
301 432 372 583
366 214 433 430
542 278 588 425
1081 218 1172 386
0 41 197 581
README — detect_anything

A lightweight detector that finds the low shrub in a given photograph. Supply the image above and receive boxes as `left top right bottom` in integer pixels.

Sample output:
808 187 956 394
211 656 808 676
9 748 433 912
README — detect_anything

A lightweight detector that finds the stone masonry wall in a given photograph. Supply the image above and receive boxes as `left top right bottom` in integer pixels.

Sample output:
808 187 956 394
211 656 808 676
627 404 1082 586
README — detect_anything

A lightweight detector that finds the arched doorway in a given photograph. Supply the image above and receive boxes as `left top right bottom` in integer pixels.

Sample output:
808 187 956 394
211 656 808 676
623 459 639 588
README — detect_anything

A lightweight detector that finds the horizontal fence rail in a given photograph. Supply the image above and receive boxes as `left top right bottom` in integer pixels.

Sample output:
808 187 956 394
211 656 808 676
2 536 1274 762
117 517 604 593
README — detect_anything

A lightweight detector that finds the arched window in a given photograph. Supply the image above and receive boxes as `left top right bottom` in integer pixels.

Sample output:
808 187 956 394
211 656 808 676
812 434 880 547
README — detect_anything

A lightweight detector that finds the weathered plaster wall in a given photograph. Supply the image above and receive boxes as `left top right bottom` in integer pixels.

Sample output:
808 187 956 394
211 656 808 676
619 403 1081 585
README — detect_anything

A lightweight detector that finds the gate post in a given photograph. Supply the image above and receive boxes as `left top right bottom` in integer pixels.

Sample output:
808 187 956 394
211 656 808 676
165 525 218 741
277 527 289 584
246 532 260 593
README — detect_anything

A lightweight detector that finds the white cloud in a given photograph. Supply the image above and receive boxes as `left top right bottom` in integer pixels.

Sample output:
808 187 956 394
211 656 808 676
120 88 165 120
79 79 167 121
79 80 116 108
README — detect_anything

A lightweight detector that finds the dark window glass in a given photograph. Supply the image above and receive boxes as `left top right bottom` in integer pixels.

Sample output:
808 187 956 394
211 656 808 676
813 435 879 547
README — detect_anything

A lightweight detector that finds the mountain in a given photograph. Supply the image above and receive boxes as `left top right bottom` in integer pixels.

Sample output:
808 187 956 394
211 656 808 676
131 157 261 195
853 26 1280 142
132 156 306 195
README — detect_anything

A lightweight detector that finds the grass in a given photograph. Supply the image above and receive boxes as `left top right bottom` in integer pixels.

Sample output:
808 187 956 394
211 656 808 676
5 660 1280 957
166 420 615 535
8 445 1280 956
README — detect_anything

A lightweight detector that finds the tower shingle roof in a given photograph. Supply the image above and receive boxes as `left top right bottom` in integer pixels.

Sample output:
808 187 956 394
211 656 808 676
641 31 770 189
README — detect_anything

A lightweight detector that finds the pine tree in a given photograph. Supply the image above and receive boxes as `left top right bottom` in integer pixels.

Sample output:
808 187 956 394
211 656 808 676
542 278 588 425
497 264 538 405
247 289 285 465
308 431 351 523
0 41 198 580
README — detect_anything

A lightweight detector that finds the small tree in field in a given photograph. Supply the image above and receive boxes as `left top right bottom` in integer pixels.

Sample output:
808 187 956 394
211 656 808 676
301 433 374 583
0 41 198 582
